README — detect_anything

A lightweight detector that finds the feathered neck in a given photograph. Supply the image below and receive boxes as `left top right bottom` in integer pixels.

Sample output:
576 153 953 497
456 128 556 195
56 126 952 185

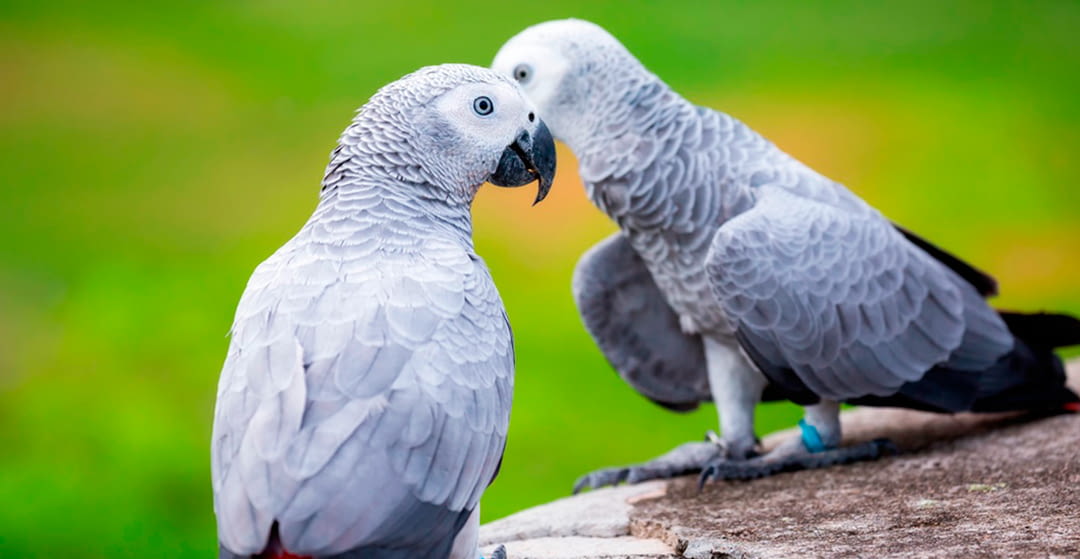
311 143 476 251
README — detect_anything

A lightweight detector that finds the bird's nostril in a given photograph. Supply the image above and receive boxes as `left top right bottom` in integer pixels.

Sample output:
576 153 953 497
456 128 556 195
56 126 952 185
528 112 535 122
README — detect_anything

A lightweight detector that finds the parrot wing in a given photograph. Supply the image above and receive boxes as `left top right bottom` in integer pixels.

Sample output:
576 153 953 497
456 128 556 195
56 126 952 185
705 187 1013 405
212 237 512 557
572 232 711 411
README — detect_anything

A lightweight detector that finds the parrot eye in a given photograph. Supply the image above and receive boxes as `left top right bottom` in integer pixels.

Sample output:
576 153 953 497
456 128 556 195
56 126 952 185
472 96 494 116
513 64 532 84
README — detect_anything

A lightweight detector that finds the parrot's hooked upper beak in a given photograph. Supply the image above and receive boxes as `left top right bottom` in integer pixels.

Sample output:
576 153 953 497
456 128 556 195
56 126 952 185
489 119 556 205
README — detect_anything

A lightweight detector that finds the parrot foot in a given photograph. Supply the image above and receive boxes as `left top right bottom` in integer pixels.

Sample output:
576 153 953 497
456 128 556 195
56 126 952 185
698 437 897 486
488 544 507 559
572 433 729 494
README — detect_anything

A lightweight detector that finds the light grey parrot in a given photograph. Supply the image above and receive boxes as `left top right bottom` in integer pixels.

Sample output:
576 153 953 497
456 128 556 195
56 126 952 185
492 20 1080 488
211 64 555 559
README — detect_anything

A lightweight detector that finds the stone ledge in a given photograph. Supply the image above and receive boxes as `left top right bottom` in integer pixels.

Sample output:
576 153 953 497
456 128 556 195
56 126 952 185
489 536 675 559
480 482 677 558
481 360 1080 559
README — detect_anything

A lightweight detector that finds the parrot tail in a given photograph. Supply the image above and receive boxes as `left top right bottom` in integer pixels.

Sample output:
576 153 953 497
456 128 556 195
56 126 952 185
255 523 312 559
998 311 1080 349
968 311 1080 413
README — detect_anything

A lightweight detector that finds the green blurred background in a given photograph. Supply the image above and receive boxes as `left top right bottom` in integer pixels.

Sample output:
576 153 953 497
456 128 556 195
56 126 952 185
1 1 1078 556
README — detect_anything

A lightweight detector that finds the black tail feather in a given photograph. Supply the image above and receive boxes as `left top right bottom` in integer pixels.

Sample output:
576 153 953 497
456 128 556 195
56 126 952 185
968 337 1079 413
848 311 1080 414
966 310 1080 413
998 311 1080 350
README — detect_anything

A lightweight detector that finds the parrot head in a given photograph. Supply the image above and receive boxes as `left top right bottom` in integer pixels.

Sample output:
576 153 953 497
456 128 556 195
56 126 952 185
492 19 646 154
342 64 556 205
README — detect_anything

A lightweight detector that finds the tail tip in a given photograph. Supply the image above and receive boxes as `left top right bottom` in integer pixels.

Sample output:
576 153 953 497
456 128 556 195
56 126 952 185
256 522 312 559
1063 402 1080 413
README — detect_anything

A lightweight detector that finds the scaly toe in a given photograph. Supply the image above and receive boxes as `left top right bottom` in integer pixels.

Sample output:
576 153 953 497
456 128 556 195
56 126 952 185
572 467 630 494
699 438 899 487
572 439 728 493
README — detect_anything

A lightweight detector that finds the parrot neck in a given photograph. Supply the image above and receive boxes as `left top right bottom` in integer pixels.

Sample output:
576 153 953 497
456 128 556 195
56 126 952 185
315 142 477 248
574 80 761 234
561 71 686 156
314 174 476 251
322 120 481 209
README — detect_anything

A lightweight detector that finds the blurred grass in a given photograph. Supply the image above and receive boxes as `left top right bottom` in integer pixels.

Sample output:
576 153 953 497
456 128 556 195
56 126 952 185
0 1 1078 557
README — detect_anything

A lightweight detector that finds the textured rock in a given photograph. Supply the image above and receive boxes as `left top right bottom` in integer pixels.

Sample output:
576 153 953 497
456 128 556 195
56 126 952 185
482 360 1080 559
480 481 676 558
488 536 675 559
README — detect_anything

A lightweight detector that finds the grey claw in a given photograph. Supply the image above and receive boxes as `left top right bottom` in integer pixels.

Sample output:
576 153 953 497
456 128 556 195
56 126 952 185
490 544 507 559
572 467 629 494
696 468 711 491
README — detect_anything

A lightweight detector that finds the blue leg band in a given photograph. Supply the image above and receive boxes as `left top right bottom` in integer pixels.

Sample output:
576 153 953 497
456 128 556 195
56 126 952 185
798 419 828 453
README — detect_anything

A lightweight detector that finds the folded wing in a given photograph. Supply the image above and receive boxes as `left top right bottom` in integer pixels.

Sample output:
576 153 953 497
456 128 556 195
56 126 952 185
212 241 512 556
706 187 1014 406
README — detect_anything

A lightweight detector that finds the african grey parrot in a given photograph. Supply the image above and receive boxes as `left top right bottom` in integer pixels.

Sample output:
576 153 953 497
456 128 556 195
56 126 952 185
492 19 1080 487
211 64 555 558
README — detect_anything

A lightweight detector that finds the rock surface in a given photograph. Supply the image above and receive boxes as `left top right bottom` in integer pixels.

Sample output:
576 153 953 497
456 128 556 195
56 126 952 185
481 360 1080 558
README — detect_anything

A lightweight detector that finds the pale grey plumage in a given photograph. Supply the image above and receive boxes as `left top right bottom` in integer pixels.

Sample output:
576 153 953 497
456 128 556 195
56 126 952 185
709 186 1010 402
571 232 709 410
494 20 1014 413
488 21 1080 487
212 64 551 557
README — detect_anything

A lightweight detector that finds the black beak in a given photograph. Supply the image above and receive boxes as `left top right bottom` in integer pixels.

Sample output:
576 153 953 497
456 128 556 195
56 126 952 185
489 119 556 205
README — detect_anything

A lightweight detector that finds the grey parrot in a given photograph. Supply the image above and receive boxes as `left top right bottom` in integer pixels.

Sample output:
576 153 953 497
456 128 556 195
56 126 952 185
211 64 555 558
492 20 1080 488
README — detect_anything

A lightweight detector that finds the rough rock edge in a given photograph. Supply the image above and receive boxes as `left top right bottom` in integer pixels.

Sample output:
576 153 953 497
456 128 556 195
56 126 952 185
480 481 676 557
481 360 1080 559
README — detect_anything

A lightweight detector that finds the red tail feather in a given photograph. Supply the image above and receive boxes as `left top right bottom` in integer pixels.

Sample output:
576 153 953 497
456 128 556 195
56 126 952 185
1064 402 1080 413
259 552 310 559
256 523 312 559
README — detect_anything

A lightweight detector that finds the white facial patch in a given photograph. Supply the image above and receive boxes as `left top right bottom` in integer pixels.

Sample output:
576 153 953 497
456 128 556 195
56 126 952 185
432 81 531 153
492 43 570 119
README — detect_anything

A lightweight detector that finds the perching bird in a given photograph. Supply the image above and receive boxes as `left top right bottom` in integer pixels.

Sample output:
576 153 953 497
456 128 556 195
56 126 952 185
211 64 555 559
492 19 1080 488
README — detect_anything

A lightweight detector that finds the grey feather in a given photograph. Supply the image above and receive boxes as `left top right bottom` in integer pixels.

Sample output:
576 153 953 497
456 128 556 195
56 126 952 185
705 187 1013 400
495 20 1016 410
571 232 710 410
212 65 522 558
212 206 513 556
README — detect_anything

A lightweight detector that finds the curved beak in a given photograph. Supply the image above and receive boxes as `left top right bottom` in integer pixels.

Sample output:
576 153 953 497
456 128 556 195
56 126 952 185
489 119 556 205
